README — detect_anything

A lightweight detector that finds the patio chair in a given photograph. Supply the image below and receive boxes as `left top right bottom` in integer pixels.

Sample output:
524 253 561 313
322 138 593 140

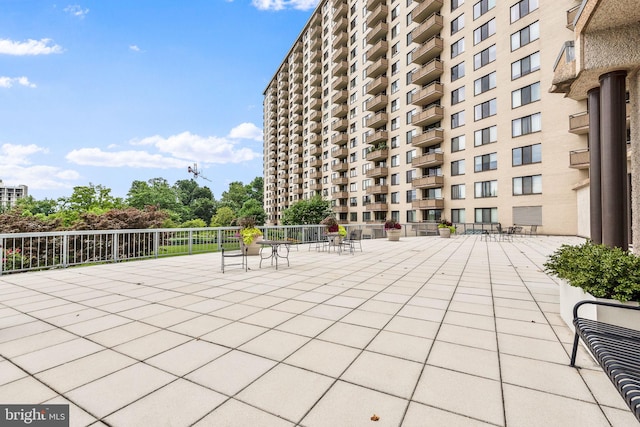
221 246 248 273
341 229 363 254
525 225 538 237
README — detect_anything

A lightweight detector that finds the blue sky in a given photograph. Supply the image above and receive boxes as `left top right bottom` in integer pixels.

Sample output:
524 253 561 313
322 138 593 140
0 0 317 201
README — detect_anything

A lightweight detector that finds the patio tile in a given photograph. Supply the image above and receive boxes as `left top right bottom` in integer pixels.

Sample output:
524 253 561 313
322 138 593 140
358 299 402 315
275 315 334 337
65 314 132 336
271 299 317 314
340 309 393 329
146 339 229 376
366 330 432 363
0 360 28 385
65 363 176 419
186 350 276 395
195 398 294 427
104 379 226 427
239 330 310 360
44 396 99 427
0 313 42 329
383 316 440 340
182 299 233 314
397 305 446 323
237 364 333 423
285 339 360 378
342 351 422 399
413 365 504 426
301 380 407 427
497 333 569 364
0 328 77 358
317 322 378 349
448 300 494 317
496 318 558 341
167 314 231 337
217 291 259 303
0 376 58 404
436 323 497 351
211 303 263 320
443 311 495 331
113 330 191 360
242 294 287 308
240 309 297 328
304 304 351 321
292 291 332 304
402 401 495 427
503 383 608 427
600 405 640 427
12 338 104 374
86 321 159 347
427 341 500 380
578 368 631 410
200 322 268 348
35 349 136 392
324 295 366 309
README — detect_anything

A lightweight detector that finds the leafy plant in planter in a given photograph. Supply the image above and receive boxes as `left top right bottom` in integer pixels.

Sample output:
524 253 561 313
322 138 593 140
544 241 640 302
384 219 401 230
320 216 347 237
237 216 263 246
437 219 456 233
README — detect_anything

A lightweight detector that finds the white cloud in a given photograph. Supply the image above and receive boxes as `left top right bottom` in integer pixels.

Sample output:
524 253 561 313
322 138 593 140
0 143 48 165
64 5 89 19
228 122 263 141
0 76 36 88
65 148 187 168
251 0 318 10
0 144 78 191
129 45 141 52
0 38 63 56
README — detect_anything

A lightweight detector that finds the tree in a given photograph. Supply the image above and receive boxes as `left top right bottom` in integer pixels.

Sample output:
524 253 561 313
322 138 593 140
210 206 235 227
126 178 180 212
246 177 264 205
173 179 216 224
219 181 248 212
60 184 122 213
237 199 266 225
280 196 332 225
13 196 59 216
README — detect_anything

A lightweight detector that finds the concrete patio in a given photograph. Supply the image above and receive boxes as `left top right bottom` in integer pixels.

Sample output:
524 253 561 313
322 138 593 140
0 234 636 426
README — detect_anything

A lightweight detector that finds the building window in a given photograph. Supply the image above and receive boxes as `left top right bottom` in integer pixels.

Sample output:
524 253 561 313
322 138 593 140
391 80 399 93
511 21 539 51
474 125 497 146
452 86 466 105
512 82 540 108
451 110 465 128
512 143 542 166
513 175 542 195
512 51 540 79
451 14 465 35
511 0 539 23
391 173 400 185
474 152 497 172
406 149 416 164
406 169 417 182
474 71 496 95
473 0 495 20
406 129 416 144
451 208 465 223
512 112 541 137
452 0 464 11
451 184 466 200
473 18 496 45
391 118 399 130
391 99 399 112
452 135 466 152
451 62 465 82
474 44 496 70
451 159 466 176
474 180 497 198
474 98 497 121
391 136 399 148
407 210 417 223
406 189 416 202
391 192 399 203
451 38 465 58
475 207 497 223
391 155 400 167
391 24 399 39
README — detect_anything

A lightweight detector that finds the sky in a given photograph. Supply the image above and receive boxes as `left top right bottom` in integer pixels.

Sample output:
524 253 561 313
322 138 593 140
0 0 318 201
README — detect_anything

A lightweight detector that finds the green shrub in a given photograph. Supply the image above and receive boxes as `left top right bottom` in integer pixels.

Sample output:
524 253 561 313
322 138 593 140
544 241 640 302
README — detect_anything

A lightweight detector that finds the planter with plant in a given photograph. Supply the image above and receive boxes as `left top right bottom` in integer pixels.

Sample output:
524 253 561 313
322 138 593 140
384 219 402 241
438 220 455 238
321 216 346 245
544 240 640 330
237 216 263 256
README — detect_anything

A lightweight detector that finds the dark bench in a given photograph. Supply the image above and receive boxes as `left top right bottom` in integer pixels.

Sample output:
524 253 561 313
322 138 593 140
570 300 640 422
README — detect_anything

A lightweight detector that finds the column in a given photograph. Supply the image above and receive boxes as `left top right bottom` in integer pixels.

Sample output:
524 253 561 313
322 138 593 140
629 70 639 254
599 70 628 249
588 88 602 244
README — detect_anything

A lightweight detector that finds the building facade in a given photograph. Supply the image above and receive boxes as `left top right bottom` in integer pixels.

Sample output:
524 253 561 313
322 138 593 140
0 180 28 210
263 0 590 235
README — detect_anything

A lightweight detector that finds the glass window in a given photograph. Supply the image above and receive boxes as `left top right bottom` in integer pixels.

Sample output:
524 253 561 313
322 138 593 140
475 207 497 223
452 0 464 11
511 0 539 23
474 125 497 146
452 135 466 152
473 18 496 45
452 86 466 105
474 180 497 198
512 113 542 137
474 98 497 121
451 38 465 58
451 159 466 176
474 44 496 70
451 184 466 199
511 51 540 79
512 82 541 108
511 21 539 51
451 208 466 223
474 152 497 172
451 14 465 35
474 71 497 95
451 111 465 128
513 175 542 195
473 0 496 20
512 143 542 166
451 62 466 82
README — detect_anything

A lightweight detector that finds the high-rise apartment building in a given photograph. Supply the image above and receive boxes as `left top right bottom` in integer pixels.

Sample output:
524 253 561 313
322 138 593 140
0 180 28 210
263 0 592 235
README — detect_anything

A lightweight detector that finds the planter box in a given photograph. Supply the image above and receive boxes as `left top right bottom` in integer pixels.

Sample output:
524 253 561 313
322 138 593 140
242 236 263 256
386 229 401 241
559 280 640 332
438 228 450 238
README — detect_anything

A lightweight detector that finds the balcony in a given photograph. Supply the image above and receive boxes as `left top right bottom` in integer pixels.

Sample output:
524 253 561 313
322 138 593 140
366 148 389 162
310 183 323 191
410 82 444 107
333 60 348 75
412 152 444 168
365 130 389 145
411 105 444 127
570 148 590 169
366 4 388 27
310 61 322 73
333 17 348 35
332 176 349 185
366 184 389 195
411 59 444 85
333 191 349 199
367 39 388 62
332 104 349 118
411 175 444 189
332 75 348 91
412 0 443 23
291 72 302 83
290 154 302 164
366 166 389 178
365 94 388 112
332 46 349 62
309 170 322 180
412 36 444 65
569 111 589 134
366 21 388 45
333 1 348 19
310 158 323 168
365 112 388 129
566 4 580 30
332 162 349 172
332 118 348 131
309 98 321 111
309 122 320 133
332 133 349 146
309 133 321 145
309 110 321 123
412 198 444 209
309 86 321 99
291 113 303 124
310 73 322 86
333 31 348 48
332 90 348 104
331 147 349 159
411 13 444 44
366 57 388 79
333 205 349 213
309 145 321 156
365 202 389 211
290 176 302 185
366 75 388 96
366 0 384 12
310 48 321 62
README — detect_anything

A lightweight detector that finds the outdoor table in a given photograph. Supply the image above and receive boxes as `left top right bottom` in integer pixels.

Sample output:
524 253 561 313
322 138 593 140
259 240 290 270
326 232 342 254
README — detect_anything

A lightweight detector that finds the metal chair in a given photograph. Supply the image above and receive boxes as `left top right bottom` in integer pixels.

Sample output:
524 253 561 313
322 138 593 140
221 246 248 273
341 229 363 254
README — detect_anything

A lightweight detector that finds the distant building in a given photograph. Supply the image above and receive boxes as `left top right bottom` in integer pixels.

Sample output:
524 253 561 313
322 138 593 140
0 180 28 210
